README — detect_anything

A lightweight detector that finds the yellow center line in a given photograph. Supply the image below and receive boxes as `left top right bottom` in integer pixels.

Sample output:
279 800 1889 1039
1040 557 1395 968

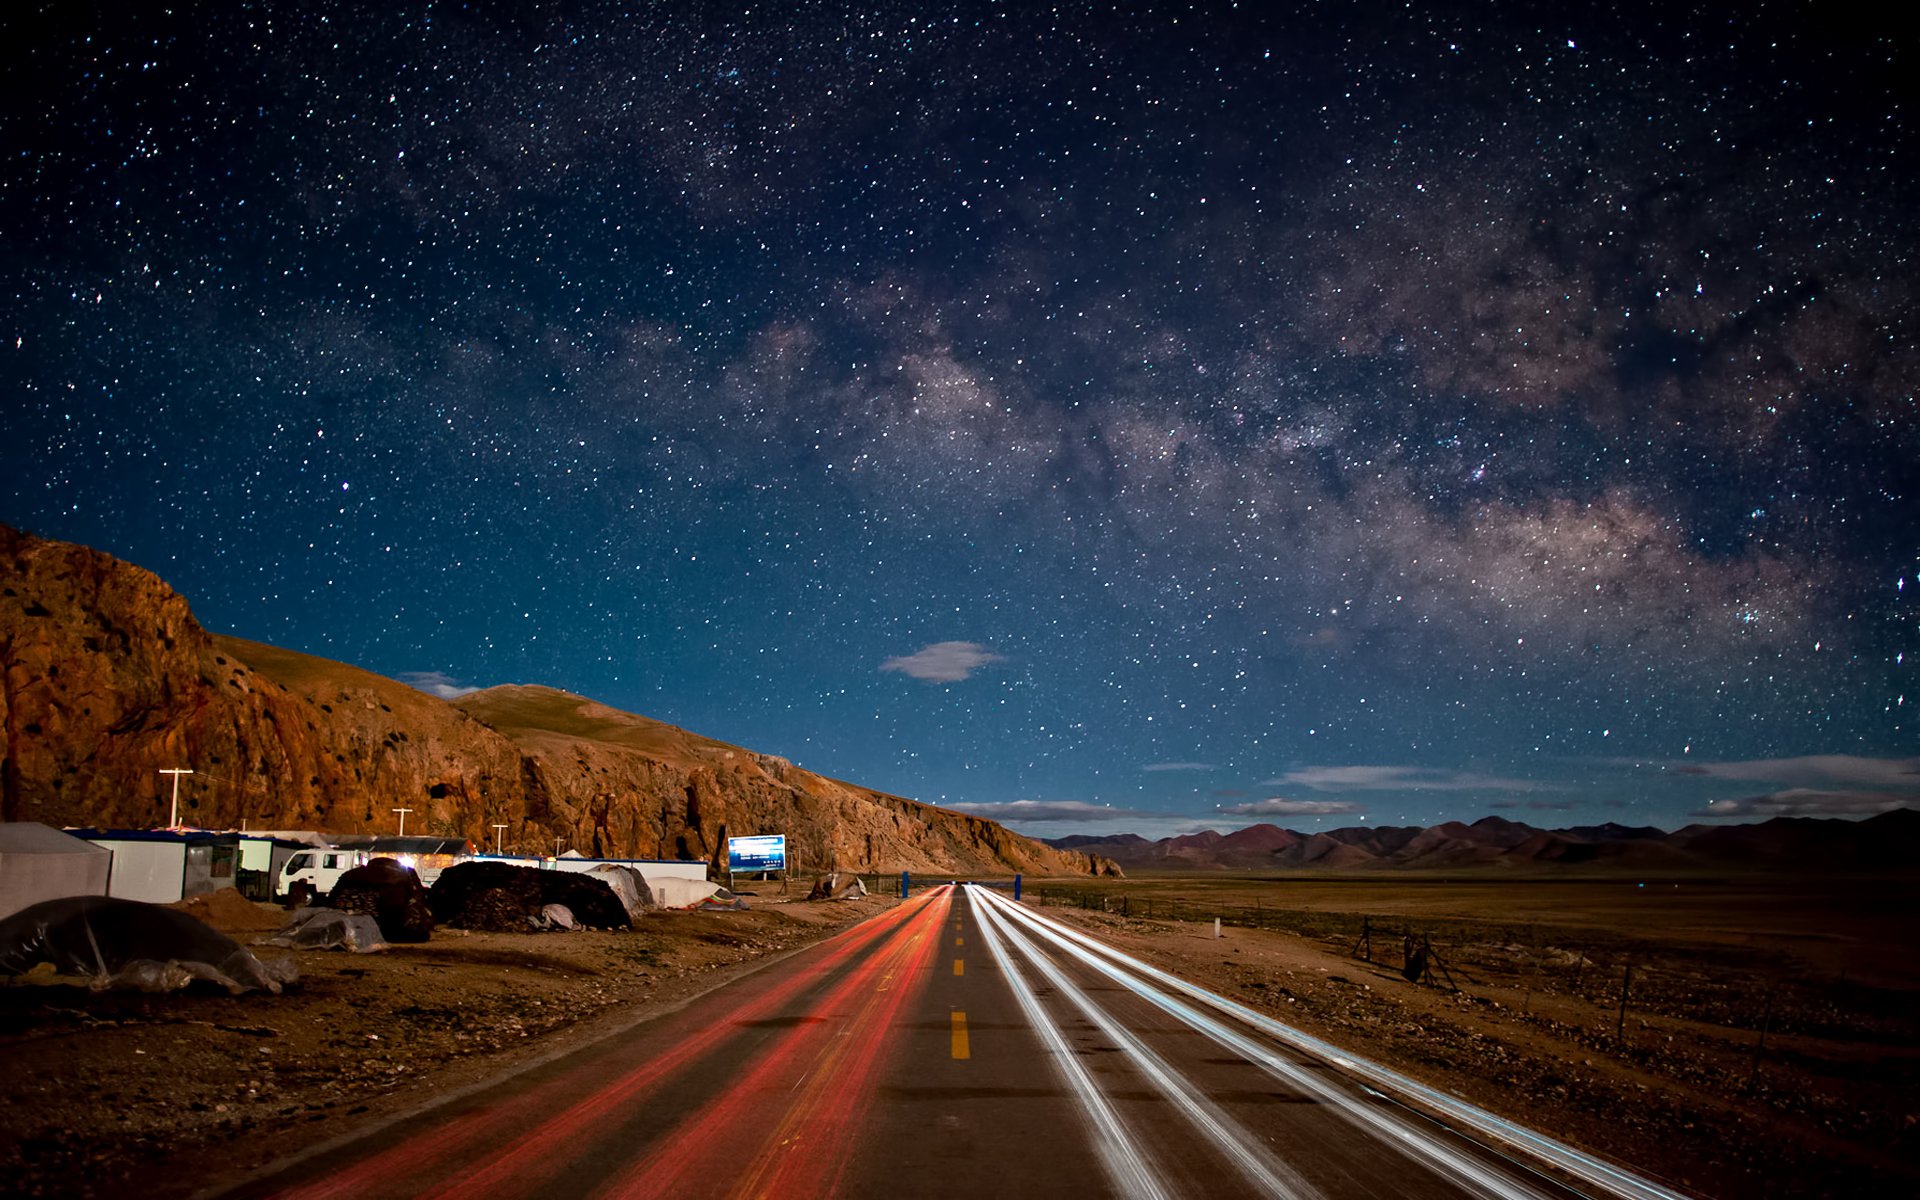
954 936 964 947
951 1011 970 1059
952 958 965 977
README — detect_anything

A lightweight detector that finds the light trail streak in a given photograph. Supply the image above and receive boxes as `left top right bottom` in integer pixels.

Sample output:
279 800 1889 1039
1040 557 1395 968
974 887 1693 1200
973 892 1323 1200
975 886 1549 1199
973 890 1175 1200
599 879 952 1198
269 888 942 1200
600 885 952 1200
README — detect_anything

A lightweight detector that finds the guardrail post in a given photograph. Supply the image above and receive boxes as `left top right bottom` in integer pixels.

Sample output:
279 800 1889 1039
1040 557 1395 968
900 870 910 899
1013 873 1021 901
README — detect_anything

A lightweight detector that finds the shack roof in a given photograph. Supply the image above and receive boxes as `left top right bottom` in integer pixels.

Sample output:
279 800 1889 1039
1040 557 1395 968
65 828 240 845
0 822 112 856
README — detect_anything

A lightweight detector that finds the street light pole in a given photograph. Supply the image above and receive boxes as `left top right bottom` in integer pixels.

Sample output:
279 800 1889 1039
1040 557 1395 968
492 823 508 855
158 768 194 828
392 807 413 837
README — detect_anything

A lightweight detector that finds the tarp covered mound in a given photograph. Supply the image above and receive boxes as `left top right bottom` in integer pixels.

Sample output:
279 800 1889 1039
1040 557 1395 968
0 895 298 994
261 907 387 953
327 858 435 943
429 862 632 931
649 875 723 909
807 871 869 901
587 864 655 921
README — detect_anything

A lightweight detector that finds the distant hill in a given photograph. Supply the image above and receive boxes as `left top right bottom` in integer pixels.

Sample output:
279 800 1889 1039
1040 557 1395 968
0 524 1117 878
1046 810 1920 874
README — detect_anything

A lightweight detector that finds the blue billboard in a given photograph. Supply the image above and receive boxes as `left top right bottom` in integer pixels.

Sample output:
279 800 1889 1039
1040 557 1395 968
727 834 787 873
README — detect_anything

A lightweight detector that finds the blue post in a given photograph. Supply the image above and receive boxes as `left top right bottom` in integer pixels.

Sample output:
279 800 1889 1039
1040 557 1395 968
900 870 910 899
1013 873 1022 901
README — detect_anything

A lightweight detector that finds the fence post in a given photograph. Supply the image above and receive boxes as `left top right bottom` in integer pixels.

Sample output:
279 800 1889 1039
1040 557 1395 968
1013 873 1022 901
1616 963 1633 1044
1747 983 1775 1088
901 870 910 899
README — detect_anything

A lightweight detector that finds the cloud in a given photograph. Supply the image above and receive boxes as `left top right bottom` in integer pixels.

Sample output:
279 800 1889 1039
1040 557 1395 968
1272 765 1544 792
1142 761 1215 772
397 671 482 699
880 641 1006 683
1217 798 1365 816
946 800 1155 823
1689 790 1920 819
1674 756 1920 787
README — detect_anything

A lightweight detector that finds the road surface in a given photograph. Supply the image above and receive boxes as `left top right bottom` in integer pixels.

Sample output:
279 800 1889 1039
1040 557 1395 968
224 884 1688 1200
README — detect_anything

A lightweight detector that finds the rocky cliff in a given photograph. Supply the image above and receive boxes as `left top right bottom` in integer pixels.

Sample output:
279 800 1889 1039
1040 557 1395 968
0 525 1117 878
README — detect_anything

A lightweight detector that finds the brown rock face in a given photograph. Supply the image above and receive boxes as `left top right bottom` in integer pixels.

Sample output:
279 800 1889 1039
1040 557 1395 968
0 525 1118 878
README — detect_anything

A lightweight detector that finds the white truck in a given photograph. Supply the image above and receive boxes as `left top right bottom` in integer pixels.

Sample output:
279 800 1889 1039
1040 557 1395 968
276 848 370 899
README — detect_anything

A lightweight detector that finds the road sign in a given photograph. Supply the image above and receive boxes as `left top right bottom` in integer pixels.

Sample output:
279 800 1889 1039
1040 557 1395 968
727 834 787 874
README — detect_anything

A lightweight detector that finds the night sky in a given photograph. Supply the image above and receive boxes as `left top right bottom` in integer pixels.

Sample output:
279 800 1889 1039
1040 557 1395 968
5 2 1915 838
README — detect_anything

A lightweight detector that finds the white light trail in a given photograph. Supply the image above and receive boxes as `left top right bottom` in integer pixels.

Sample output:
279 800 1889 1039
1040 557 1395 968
971 889 1173 1200
973 890 1323 1200
974 887 1693 1200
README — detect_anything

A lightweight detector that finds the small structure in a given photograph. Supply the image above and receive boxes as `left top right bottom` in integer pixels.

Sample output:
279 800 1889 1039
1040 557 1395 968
68 829 241 905
235 834 321 901
0 823 113 920
540 854 708 907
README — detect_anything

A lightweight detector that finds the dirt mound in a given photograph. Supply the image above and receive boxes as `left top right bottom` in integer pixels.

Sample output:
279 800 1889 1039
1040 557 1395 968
430 862 631 931
169 888 287 933
328 858 434 943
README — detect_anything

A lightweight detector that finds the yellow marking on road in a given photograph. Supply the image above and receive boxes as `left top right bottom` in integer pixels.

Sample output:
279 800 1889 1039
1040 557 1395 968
951 1011 970 1059
955 936 964 947
953 958 965 977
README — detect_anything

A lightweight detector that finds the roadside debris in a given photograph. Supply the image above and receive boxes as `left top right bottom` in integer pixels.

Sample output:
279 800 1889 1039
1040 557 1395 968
807 871 868 901
261 907 388 953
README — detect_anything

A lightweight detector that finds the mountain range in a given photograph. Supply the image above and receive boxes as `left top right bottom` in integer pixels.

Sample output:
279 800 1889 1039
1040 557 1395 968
1045 810 1920 873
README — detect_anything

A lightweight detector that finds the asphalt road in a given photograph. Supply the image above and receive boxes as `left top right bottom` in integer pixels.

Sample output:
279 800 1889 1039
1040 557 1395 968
224 885 1689 1200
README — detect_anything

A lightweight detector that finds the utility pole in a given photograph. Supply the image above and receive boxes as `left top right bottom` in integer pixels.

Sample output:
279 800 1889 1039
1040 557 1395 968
392 807 413 837
492 823 508 855
158 768 194 828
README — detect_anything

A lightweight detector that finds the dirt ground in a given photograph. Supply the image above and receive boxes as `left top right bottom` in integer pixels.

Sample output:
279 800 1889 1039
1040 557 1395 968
1031 876 1920 1200
0 888 893 1199
3 879 1914 1200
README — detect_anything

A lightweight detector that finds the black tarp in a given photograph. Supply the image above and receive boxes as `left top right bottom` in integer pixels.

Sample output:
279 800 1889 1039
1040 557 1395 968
430 862 632 931
0 895 297 994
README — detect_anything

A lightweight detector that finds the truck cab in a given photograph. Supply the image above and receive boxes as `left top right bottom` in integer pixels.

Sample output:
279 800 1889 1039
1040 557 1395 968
276 848 370 899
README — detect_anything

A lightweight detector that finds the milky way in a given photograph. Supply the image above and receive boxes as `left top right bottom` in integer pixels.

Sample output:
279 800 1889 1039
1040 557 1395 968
4 2 1913 835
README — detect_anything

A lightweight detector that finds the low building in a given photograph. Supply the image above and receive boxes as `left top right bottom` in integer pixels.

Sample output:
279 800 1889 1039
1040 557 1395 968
67 829 241 904
0 822 113 919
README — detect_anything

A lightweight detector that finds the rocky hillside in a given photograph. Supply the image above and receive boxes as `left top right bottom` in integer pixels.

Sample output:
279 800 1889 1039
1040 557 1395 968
0 524 1116 878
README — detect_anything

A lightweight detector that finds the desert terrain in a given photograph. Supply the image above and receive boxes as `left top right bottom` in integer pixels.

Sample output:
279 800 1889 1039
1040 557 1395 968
1030 873 1919 1199
1 873 1913 1199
